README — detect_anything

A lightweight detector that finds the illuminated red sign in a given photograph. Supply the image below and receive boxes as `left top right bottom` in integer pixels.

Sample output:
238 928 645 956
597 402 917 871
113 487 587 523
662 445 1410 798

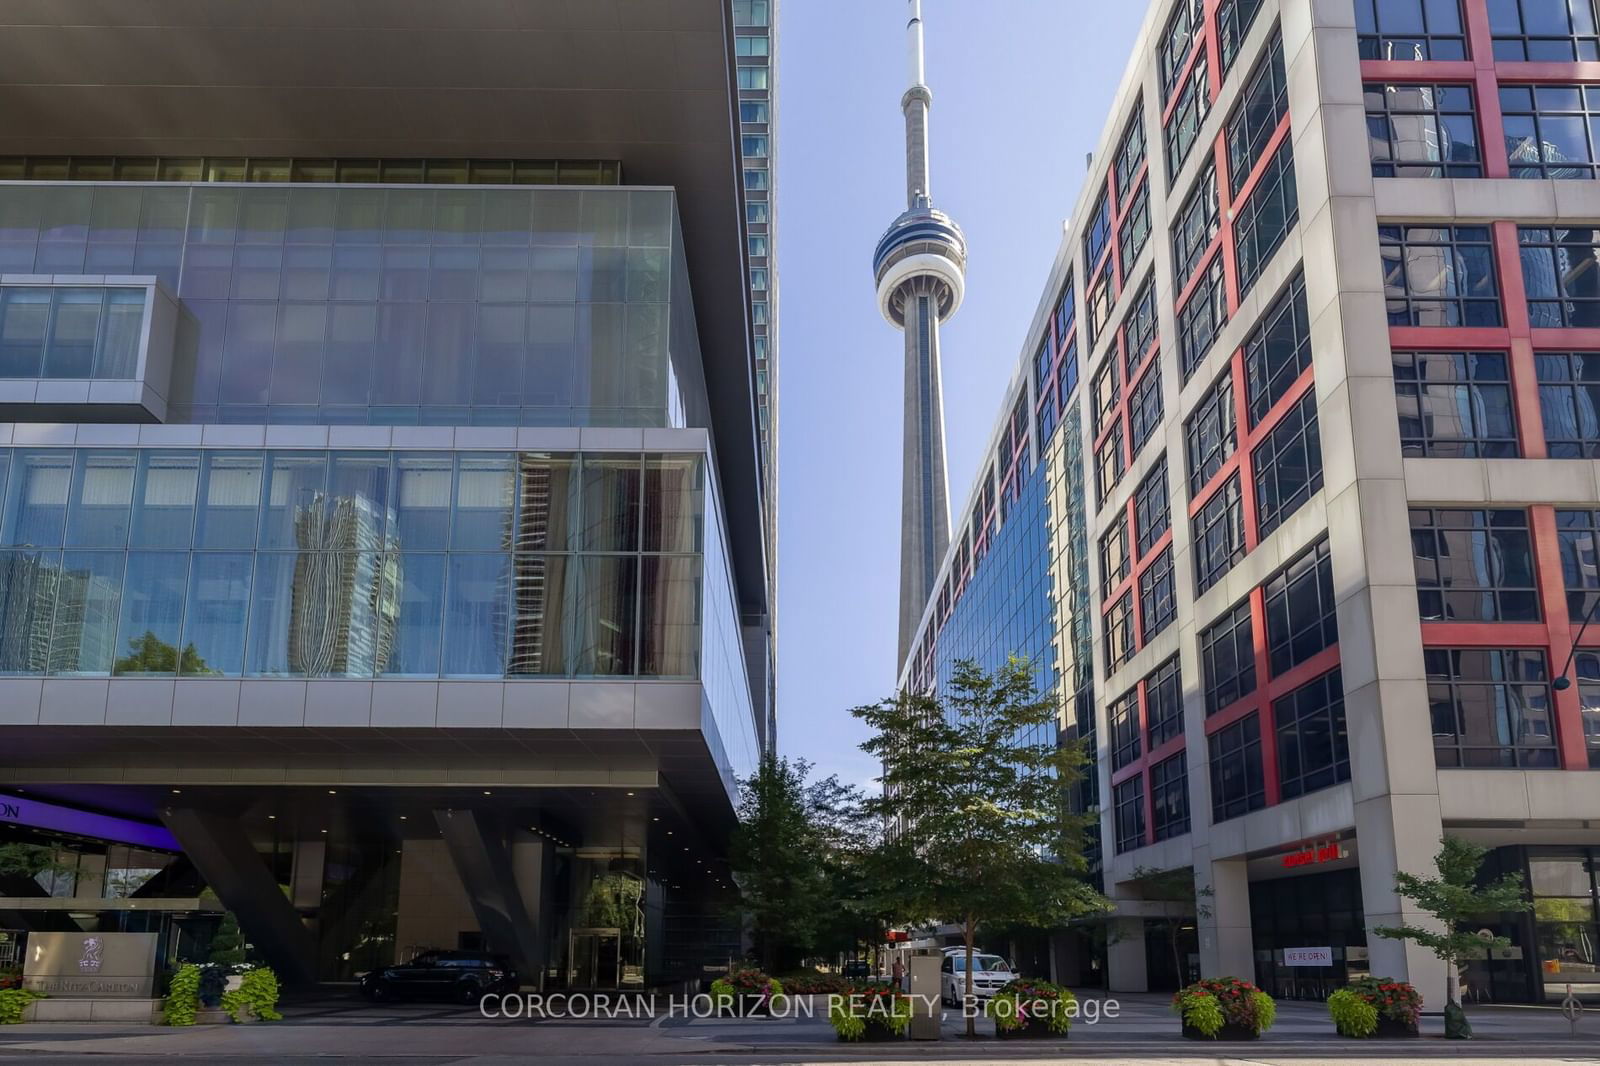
1281 841 1344 869
885 930 909 942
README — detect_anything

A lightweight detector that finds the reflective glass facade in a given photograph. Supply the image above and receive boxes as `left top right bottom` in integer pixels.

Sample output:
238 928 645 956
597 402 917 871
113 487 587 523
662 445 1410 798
0 447 710 682
0 184 705 428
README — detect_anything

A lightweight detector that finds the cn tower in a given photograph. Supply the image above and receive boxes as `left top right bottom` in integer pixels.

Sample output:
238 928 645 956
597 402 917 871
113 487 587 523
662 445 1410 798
872 0 968 666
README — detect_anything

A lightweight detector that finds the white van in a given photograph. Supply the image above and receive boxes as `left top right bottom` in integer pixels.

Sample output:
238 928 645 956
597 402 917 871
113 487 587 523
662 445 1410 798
939 948 1016 1005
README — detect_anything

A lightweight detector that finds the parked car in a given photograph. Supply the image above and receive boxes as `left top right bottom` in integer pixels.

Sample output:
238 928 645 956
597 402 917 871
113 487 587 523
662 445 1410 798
360 950 517 1004
939 949 1016 1006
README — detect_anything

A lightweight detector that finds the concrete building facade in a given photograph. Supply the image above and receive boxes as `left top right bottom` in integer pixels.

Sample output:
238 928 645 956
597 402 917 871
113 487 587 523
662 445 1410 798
0 0 772 991
900 0 1600 1006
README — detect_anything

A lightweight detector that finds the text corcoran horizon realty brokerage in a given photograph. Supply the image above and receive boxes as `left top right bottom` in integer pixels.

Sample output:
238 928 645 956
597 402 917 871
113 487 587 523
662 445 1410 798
476 991 1123 1022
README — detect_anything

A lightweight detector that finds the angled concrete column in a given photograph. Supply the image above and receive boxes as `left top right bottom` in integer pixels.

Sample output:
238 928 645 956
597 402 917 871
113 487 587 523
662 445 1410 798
1105 917 1148 993
290 840 326 909
160 808 317 985
433 809 543 980
1195 853 1254 979
510 830 553 987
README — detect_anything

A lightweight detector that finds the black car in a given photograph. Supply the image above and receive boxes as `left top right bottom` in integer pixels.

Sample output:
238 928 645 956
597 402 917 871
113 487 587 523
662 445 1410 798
360 950 518 1004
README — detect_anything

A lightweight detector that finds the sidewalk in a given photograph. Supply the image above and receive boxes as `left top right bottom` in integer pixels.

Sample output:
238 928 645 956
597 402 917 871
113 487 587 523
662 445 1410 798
0 992 1590 1061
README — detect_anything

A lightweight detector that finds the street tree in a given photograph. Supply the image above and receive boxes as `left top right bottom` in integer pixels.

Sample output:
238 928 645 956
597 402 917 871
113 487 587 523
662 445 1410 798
728 755 875 972
852 657 1109 1037
1373 836 1532 1039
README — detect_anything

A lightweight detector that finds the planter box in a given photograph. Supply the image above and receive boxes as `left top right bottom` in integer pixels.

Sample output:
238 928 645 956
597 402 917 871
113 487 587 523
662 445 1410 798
1337 1016 1419 1039
997 1019 1067 1039
1375 1017 1418 1038
1182 1021 1259 1040
850 1022 905 1042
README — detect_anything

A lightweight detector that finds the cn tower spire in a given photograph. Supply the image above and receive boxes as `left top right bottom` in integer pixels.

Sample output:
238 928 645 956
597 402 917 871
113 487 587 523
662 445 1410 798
873 0 968 668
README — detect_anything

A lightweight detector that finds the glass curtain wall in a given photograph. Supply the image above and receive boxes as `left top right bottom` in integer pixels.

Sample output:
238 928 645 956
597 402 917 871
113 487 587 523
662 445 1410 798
0 447 705 681
0 185 697 427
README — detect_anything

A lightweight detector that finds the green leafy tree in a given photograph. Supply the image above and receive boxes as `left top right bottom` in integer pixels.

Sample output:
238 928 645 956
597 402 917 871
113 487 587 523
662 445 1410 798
802 772 889 965
113 632 211 676
728 755 833 972
1373 836 1532 1039
852 657 1109 1037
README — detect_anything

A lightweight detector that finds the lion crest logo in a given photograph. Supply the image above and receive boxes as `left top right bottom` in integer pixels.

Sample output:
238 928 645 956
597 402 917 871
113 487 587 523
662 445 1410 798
78 937 103 973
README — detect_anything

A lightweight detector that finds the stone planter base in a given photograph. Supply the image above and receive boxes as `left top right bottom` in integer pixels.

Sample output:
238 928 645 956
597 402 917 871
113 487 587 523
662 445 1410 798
1182 1021 1259 1040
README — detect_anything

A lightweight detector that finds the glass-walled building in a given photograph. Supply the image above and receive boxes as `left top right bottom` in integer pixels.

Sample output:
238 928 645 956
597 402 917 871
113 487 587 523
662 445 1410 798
898 0 1600 1006
0 0 771 991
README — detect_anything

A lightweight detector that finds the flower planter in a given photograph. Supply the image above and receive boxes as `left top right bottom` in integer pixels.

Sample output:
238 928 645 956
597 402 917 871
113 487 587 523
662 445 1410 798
849 1022 905 1042
1183 1021 1259 1040
997 1019 1066 1040
718 994 773 1017
1375 1017 1419 1038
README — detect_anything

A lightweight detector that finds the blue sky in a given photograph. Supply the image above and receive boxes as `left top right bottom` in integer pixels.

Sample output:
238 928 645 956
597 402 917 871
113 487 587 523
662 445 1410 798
773 1 1148 789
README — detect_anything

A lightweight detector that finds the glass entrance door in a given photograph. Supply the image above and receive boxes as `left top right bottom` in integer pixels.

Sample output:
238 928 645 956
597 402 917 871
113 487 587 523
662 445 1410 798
568 928 622 989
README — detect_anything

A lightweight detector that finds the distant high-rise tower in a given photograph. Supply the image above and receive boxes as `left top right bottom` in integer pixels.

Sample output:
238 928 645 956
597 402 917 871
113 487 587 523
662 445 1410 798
873 0 967 665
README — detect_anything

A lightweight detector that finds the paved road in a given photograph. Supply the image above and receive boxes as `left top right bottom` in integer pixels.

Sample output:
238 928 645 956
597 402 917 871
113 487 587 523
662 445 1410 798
0 993 1592 1063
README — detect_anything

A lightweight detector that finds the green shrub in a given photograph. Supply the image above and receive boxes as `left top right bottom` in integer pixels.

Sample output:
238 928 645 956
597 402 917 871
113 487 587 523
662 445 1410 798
1327 976 1421 1036
828 983 909 1041
1328 986 1378 1037
1171 977 1276 1037
0 989 42 1024
984 978 1075 1034
710 969 784 1013
221 968 281 1023
162 964 201 1026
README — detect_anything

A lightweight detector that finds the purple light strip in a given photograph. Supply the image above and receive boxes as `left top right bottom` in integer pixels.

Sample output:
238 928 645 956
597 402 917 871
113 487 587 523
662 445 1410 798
0 795 179 852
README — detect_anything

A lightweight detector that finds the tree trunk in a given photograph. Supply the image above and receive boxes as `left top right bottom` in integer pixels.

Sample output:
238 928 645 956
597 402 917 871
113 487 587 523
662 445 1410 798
1170 925 1184 986
964 916 976 1039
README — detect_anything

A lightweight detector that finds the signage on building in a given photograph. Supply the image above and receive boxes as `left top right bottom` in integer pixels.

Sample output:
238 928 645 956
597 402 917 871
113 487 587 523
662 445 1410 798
1283 946 1334 967
22 932 159 998
0 794 178 852
1281 840 1347 869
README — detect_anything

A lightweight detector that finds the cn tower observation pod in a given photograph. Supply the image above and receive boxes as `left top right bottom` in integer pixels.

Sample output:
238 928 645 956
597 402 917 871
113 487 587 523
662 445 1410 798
872 202 968 328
